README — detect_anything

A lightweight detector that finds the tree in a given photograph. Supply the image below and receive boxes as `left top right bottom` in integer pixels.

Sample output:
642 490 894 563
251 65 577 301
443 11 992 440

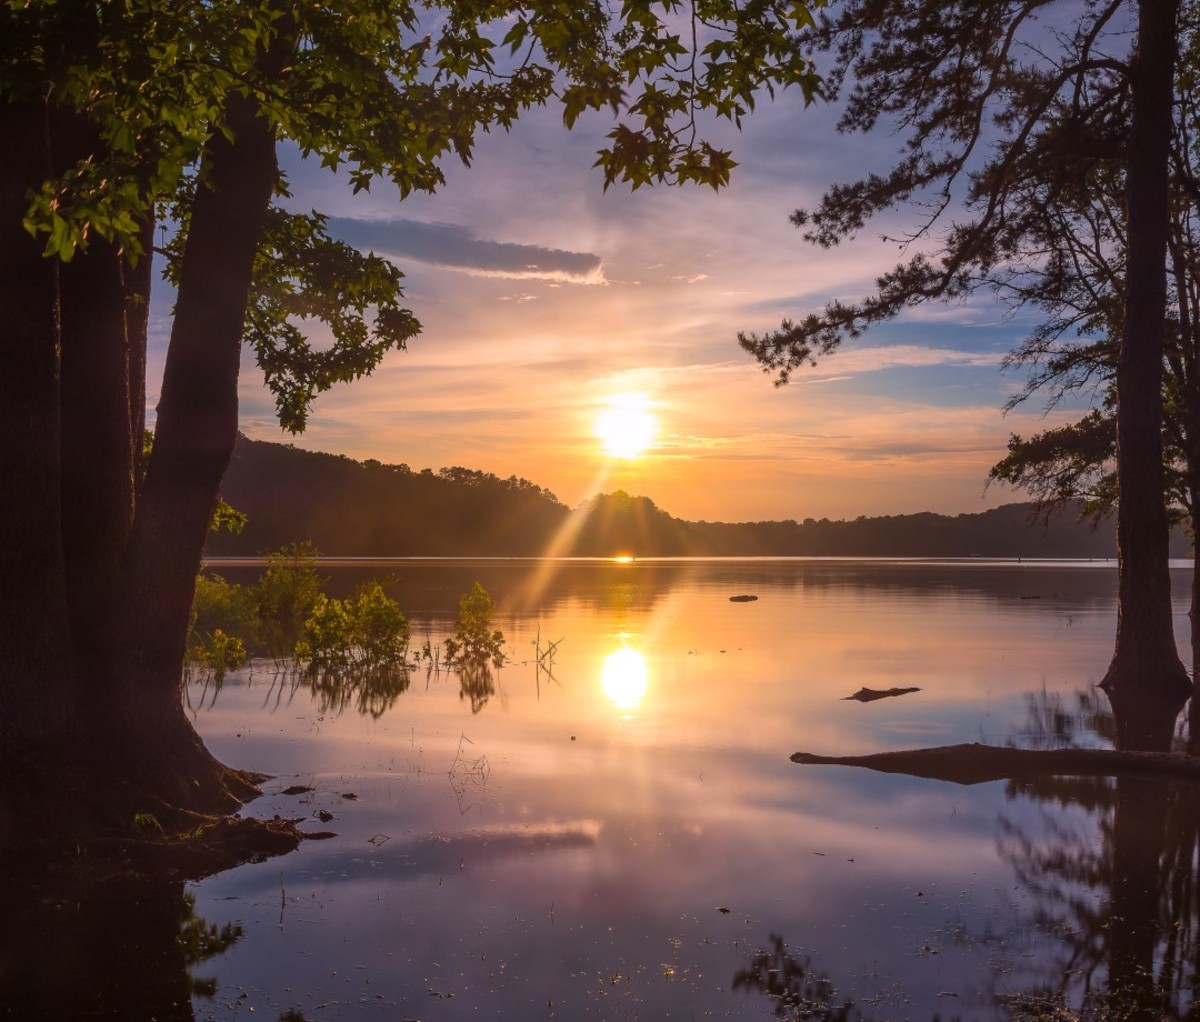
0 0 821 849
738 0 1191 750
988 4 1200 744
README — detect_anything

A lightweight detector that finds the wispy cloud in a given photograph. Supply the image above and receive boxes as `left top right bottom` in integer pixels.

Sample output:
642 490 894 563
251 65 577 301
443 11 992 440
326 217 607 284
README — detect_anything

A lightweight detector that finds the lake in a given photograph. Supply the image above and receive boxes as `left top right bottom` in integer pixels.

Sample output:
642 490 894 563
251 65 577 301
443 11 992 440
26 558 1200 1020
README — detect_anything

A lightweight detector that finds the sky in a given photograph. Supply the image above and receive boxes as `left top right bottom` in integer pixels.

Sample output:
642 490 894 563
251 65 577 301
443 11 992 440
148 63 1092 525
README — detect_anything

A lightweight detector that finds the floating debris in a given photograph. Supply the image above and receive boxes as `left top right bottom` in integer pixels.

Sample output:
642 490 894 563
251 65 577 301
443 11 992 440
729 594 758 602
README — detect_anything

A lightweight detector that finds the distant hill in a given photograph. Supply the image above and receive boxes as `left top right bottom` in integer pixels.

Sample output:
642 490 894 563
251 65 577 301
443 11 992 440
205 436 1192 559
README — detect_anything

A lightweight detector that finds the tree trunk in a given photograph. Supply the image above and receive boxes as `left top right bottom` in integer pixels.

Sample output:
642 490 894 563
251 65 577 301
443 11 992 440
1190 500 1200 752
1100 0 1192 751
0 99 78 824
112 87 278 809
59 216 147 678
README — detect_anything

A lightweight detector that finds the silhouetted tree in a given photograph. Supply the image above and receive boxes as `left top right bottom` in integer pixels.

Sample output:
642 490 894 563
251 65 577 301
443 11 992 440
0 0 821 842
739 0 1191 749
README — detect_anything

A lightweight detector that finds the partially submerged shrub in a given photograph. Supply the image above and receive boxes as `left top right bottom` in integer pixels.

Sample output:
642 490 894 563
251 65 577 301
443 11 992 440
188 629 248 682
297 581 412 718
252 542 324 662
444 581 506 667
185 550 416 717
297 581 411 671
190 573 255 644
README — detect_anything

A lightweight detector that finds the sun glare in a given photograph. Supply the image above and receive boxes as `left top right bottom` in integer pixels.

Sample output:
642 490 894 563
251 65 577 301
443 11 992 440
601 648 649 709
595 393 657 459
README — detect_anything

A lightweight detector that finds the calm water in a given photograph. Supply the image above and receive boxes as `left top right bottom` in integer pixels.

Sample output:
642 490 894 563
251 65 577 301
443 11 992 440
44 559 1200 1019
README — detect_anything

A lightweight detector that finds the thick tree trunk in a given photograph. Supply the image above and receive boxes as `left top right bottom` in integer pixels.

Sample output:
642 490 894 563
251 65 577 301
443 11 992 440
1190 501 1200 751
59 220 147 677
1100 0 1192 751
113 88 278 808
0 99 78 826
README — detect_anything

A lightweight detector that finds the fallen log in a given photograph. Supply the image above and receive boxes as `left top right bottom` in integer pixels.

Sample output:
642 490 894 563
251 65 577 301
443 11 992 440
842 686 920 703
790 743 1200 786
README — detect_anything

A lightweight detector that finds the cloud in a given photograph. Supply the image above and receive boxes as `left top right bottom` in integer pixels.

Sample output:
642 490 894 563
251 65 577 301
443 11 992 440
800 344 1001 380
326 216 606 284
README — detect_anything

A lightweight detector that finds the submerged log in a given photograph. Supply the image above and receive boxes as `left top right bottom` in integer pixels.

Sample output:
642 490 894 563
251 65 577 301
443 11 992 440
790 743 1200 786
842 686 921 703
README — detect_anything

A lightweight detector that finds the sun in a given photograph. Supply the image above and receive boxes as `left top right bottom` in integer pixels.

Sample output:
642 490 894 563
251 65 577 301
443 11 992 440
594 393 657 459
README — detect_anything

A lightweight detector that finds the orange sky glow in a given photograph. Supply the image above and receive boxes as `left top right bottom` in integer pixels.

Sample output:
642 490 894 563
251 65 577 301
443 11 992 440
146 88 1080 524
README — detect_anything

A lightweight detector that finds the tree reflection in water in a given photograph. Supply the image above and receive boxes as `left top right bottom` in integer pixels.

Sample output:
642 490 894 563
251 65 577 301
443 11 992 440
0 872 241 1020
733 934 863 1021
457 657 496 714
739 690 1200 1021
995 690 1200 1019
303 661 411 719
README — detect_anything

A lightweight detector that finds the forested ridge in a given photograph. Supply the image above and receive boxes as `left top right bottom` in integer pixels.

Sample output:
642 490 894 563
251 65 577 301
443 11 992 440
209 436 1191 559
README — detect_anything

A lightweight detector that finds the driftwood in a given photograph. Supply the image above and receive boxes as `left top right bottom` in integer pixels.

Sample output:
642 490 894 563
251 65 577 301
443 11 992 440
790 743 1200 786
729 594 758 602
842 686 921 703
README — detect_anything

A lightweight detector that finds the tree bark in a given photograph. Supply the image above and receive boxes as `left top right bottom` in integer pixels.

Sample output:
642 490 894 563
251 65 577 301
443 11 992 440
1100 0 1192 751
112 87 278 808
0 99 77 808
1190 499 1200 752
59 213 147 678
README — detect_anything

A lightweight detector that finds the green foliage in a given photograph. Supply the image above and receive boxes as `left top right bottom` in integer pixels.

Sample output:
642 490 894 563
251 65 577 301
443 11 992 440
10 0 823 261
444 581 506 667
296 581 412 718
132 811 163 834
209 499 248 534
297 581 411 671
989 410 1120 526
246 208 421 433
187 629 248 683
190 572 255 638
252 542 325 662
7 0 824 463
186 572 253 678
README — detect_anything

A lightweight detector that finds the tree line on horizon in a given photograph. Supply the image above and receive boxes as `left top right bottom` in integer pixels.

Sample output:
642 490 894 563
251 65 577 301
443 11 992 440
208 436 1190 560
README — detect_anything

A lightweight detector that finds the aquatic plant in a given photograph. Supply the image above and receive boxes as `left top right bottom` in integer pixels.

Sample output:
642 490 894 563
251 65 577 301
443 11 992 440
187 629 248 682
251 542 325 662
444 581 506 667
296 581 411 672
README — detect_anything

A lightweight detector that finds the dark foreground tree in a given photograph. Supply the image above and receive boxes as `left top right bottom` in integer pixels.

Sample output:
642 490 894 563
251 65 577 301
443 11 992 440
0 0 821 853
739 0 1191 750
988 5 1200 744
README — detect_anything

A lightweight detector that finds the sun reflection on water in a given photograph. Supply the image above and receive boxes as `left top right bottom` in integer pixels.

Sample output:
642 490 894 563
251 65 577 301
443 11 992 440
601 647 649 709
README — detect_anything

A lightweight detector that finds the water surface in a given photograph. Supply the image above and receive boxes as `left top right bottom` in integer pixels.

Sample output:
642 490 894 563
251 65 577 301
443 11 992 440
52 559 1200 1019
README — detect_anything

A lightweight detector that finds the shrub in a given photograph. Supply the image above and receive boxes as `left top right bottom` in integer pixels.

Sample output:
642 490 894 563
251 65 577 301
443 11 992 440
444 581 505 667
297 581 410 671
296 581 412 718
190 572 254 641
187 629 248 682
251 542 324 661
